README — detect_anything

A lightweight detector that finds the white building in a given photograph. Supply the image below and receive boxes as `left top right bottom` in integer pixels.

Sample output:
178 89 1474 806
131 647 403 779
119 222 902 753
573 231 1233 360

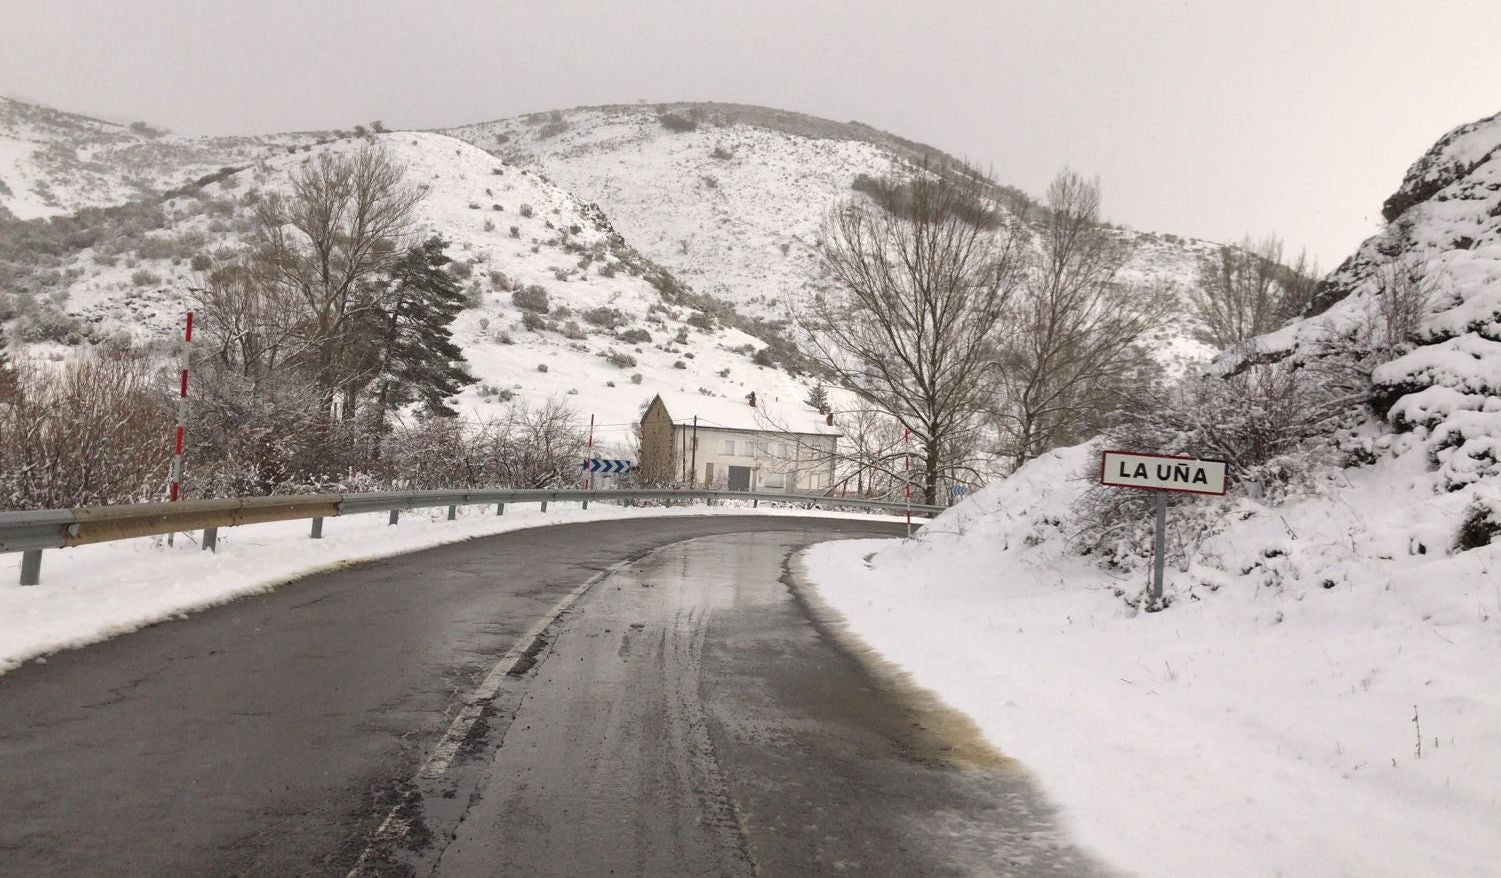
639 391 839 493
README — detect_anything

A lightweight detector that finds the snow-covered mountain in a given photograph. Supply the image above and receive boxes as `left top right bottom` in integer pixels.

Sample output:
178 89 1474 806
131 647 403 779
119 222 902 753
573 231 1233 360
0 96 327 220
2 129 818 452
441 103 1220 359
1253 109 1501 493
0 96 1234 442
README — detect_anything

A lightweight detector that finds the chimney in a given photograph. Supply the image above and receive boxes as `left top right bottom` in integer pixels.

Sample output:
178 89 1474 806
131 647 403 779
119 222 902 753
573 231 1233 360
825 412 834 426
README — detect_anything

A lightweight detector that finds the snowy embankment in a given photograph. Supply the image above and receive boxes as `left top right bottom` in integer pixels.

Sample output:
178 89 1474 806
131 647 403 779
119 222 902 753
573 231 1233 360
804 445 1500 878
0 502 903 677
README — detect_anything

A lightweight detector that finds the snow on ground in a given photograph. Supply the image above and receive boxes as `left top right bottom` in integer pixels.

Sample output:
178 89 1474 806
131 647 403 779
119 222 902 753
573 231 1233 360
0 501 906 677
803 444 1501 878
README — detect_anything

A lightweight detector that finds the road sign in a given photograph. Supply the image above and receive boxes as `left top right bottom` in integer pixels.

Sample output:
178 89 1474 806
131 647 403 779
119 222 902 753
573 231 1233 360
1100 450 1227 497
582 458 635 475
1099 450 1228 611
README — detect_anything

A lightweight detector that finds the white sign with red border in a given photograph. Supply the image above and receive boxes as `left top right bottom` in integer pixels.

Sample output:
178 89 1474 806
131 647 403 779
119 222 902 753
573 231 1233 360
1100 450 1227 496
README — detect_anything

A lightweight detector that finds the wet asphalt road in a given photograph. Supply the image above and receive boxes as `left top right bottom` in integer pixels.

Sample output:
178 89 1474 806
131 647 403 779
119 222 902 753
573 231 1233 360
0 516 1109 877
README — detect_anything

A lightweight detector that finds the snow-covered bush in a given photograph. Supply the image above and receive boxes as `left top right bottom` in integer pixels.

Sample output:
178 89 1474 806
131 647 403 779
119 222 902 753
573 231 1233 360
0 352 170 509
1073 358 1356 559
511 284 549 313
581 305 628 329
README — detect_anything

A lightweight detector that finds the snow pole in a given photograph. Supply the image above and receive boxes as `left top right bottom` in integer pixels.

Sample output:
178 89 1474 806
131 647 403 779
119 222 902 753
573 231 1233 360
903 427 912 538
167 311 193 547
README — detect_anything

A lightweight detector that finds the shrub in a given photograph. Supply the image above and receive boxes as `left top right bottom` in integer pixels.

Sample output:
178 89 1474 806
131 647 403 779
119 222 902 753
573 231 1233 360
512 285 550 313
131 268 161 287
0 353 170 509
618 328 651 344
521 311 546 332
658 112 696 133
537 363 549 373
673 360 687 370
1457 499 1500 550
14 305 83 344
686 311 716 331
510 225 521 238
582 306 629 329
711 145 734 160
605 350 637 369
483 218 496 232
190 254 212 272
538 120 569 139
630 373 643 385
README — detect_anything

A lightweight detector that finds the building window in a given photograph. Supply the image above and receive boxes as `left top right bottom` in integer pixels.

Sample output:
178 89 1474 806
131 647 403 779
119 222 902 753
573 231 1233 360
705 462 715 483
722 439 736 455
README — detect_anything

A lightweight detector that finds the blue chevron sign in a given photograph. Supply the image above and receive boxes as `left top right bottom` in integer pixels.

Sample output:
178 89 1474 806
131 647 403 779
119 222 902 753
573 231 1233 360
582 458 635 474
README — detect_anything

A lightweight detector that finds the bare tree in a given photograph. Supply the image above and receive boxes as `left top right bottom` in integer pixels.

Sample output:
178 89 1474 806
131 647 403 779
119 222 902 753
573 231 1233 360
249 145 426 416
192 255 303 385
797 160 1023 504
1187 234 1314 349
1365 253 1437 355
992 171 1172 472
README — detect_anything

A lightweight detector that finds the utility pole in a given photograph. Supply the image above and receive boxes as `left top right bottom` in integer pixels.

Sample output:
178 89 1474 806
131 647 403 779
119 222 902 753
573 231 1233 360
585 414 596 491
903 427 912 537
167 310 193 547
690 416 699 488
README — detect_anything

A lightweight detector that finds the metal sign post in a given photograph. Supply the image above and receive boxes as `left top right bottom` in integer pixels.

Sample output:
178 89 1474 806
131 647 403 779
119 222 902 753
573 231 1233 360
1099 450 1228 609
1151 492 1168 604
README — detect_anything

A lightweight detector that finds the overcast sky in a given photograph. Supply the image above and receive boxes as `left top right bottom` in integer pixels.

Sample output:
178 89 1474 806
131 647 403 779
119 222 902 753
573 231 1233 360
3 0 1498 267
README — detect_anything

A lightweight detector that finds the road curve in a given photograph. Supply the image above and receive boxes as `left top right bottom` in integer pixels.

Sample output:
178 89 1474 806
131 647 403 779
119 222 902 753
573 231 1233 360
410 531 1112 877
0 516 898 877
0 516 1112 877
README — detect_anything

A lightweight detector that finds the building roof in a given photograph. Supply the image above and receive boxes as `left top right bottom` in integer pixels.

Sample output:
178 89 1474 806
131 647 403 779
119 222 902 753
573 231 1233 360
650 391 839 436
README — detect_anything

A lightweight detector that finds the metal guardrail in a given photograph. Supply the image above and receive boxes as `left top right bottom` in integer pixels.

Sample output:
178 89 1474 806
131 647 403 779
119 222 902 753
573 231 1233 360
0 488 942 585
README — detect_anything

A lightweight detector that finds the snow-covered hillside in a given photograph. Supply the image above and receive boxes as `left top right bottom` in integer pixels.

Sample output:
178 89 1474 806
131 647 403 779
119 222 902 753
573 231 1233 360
11 130 822 452
444 104 1222 355
799 109 1501 877
2 97 1228 379
0 96 326 220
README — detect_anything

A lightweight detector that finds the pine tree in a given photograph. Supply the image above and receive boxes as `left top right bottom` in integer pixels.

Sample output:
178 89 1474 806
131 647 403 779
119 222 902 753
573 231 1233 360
368 236 476 422
805 382 830 413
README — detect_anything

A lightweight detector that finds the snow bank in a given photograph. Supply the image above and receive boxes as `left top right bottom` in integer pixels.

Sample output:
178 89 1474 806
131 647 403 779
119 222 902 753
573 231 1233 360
804 445 1501 877
0 503 904 676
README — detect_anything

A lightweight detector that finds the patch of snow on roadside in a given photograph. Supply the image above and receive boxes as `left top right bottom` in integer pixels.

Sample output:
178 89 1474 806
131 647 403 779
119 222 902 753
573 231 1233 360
804 444 1501 878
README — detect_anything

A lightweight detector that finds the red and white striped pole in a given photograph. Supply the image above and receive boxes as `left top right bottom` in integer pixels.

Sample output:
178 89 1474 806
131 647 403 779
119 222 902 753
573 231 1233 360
167 312 192 546
903 427 912 537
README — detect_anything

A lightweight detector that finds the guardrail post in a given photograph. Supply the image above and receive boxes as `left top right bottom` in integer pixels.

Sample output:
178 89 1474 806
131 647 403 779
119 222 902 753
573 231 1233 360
19 550 42 586
496 502 505 515
753 498 758 508
310 517 323 539
582 498 588 510
447 505 457 521
202 527 218 552
540 501 548 513
389 510 399 526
